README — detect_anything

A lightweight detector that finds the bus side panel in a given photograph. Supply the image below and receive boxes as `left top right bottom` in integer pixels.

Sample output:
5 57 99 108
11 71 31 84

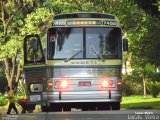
24 66 47 103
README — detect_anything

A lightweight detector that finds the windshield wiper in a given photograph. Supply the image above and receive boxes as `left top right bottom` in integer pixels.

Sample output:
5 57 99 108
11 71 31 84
64 49 82 62
90 47 104 61
103 50 111 55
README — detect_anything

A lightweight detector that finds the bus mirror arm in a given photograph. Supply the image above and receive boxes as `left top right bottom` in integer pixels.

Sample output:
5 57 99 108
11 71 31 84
123 39 128 51
32 39 38 52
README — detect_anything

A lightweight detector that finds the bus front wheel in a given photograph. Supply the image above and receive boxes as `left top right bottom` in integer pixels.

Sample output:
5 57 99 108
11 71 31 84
41 105 48 112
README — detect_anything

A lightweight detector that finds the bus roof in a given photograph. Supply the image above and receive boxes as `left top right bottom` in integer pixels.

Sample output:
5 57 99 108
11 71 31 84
54 12 116 20
50 12 120 27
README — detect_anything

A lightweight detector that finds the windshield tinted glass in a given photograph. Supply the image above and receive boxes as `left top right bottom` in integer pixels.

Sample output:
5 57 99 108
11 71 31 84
47 28 83 59
86 28 121 58
47 27 122 60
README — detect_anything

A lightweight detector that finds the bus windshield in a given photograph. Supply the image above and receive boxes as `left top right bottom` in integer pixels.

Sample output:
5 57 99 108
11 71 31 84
47 27 122 60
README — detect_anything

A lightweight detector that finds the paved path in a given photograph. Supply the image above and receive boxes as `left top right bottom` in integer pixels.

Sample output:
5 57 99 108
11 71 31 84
1 110 160 120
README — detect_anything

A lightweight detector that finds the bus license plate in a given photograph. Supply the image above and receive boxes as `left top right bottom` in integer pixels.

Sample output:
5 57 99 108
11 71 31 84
79 81 91 86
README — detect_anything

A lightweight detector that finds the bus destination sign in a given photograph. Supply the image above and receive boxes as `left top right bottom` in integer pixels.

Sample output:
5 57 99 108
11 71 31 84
103 21 117 26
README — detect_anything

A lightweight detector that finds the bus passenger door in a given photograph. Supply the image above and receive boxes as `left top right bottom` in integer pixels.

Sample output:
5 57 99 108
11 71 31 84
23 35 46 104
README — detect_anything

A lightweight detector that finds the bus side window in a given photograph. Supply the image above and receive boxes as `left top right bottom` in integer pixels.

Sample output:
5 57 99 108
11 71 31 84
106 28 119 55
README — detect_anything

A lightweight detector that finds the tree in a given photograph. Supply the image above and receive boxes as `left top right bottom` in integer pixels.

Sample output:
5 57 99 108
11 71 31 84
140 17 160 68
21 8 52 36
0 0 25 90
125 1 160 96
134 0 160 18
0 0 54 90
0 62 7 93
0 0 42 90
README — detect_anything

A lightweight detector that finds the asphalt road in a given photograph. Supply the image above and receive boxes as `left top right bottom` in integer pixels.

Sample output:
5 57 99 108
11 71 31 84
1 110 160 120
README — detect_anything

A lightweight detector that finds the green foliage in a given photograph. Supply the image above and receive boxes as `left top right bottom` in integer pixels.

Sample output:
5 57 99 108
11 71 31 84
0 94 8 106
21 8 53 36
134 0 160 18
158 0 160 11
0 77 7 94
16 79 27 98
0 36 22 59
122 74 143 96
139 17 160 67
44 0 95 13
0 62 7 93
147 81 160 98
150 72 160 82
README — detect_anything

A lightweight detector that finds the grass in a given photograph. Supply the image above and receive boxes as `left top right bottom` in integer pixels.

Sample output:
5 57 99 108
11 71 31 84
1 95 160 112
121 95 160 109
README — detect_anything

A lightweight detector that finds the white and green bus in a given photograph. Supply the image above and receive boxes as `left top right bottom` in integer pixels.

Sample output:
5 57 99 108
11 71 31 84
23 12 128 112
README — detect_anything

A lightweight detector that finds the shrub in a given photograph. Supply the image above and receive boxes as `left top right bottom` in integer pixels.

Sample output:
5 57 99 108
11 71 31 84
16 79 27 98
122 74 143 96
147 81 160 98
0 94 8 106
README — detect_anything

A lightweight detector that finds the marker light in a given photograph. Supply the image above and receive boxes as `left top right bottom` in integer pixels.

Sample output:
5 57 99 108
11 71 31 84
48 80 53 90
55 80 69 89
67 20 102 26
117 79 122 89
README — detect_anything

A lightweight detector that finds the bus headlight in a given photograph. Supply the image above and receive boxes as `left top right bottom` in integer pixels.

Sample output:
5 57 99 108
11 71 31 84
100 78 115 88
55 79 69 89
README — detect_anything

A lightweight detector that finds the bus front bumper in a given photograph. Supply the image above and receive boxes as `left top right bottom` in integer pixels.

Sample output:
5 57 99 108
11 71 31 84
42 90 122 103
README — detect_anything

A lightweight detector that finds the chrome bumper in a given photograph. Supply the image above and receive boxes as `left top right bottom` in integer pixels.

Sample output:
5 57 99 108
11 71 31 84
42 90 121 103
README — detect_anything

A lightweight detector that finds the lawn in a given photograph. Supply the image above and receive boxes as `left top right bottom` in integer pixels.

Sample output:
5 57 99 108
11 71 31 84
0 95 160 113
121 95 160 109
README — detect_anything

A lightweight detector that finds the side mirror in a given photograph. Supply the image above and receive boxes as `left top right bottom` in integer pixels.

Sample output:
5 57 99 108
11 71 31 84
24 34 45 64
123 39 128 51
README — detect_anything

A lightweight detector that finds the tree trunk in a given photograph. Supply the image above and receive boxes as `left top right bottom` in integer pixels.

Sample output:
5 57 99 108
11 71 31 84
124 59 127 74
4 56 22 91
4 58 12 89
14 64 22 92
142 74 147 97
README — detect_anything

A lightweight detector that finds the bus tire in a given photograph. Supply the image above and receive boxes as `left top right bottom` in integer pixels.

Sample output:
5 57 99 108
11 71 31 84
97 105 110 110
27 110 33 113
63 107 71 111
41 105 48 112
111 102 120 110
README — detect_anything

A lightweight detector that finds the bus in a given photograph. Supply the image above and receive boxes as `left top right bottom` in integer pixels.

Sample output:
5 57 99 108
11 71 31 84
23 12 128 112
